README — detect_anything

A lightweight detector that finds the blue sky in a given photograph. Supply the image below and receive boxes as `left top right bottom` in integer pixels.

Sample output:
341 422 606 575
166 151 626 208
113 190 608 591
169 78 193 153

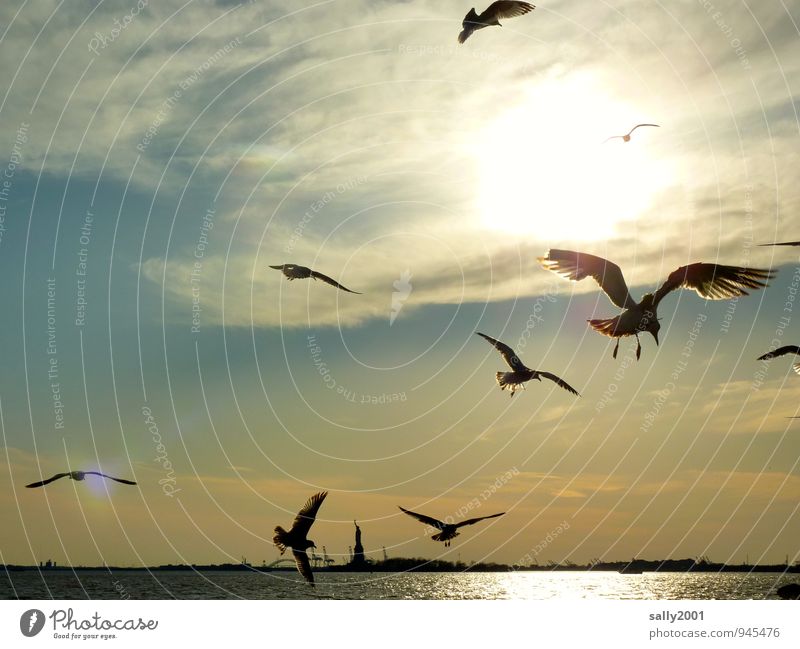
0 0 799 568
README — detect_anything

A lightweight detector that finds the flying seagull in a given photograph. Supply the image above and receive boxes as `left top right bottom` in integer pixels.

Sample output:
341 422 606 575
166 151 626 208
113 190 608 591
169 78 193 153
476 332 580 397
269 264 361 294
458 2 535 44
757 346 800 374
398 506 504 547
758 241 800 247
539 249 775 360
273 491 327 587
603 123 659 143
25 471 137 488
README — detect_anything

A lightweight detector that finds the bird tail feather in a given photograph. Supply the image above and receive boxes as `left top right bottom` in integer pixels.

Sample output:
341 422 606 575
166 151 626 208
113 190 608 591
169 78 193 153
588 317 622 337
273 526 289 554
496 372 512 388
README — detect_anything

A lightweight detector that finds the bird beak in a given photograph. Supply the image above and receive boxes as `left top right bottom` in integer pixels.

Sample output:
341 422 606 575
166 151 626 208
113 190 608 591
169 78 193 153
652 331 659 346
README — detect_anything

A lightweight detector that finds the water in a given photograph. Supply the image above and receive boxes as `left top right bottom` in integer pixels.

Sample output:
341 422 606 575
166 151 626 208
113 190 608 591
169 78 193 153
1 570 795 600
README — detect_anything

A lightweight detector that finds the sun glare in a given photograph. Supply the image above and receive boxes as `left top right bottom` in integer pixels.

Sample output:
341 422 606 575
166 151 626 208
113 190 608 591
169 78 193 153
474 77 674 241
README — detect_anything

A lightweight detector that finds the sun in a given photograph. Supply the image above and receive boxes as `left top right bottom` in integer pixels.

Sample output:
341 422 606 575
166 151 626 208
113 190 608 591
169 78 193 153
474 75 674 241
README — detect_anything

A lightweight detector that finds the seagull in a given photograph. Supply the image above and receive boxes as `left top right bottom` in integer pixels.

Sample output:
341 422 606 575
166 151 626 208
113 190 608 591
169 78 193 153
25 471 137 488
269 264 361 294
398 506 504 547
273 491 327 587
757 346 800 374
603 123 659 143
458 2 535 44
758 240 800 247
476 332 580 397
539 249 775 360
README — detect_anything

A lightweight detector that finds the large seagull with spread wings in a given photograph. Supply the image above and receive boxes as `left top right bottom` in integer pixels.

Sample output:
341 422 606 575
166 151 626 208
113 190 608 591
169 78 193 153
458 2 535 44
273 491 327 586
25 471 136 488
269 264 361 294
539 249 775 360
476 332 580 397
399 506 504 547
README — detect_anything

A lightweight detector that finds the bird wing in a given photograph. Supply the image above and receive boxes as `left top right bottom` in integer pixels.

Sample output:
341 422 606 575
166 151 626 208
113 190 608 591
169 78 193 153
538 249 636 309
292 549 315 586
476 332 527 371
455 512 505 528
85 472 137 485
537 371 581 396
628 123 659 135
759 241 800 247
653 263 775 306
483 1 536 21
25 473 70 488
398 506 445 530
758 346 800 374
757 346 800 361
309 270 361 294
602 135 625 143
290 491 327 538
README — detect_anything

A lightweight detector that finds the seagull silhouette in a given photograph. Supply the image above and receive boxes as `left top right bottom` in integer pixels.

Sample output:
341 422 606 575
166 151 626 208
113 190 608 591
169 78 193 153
603 123 659 143
539 249 775 360
273 491 327 587
269 264 361 294
757 346 800 375
398 506 504 547
476 332 580 397
458 2 535 44
25 471 136 488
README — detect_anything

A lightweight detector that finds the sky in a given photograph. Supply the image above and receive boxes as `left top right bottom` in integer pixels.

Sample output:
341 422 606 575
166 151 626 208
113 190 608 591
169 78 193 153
0 0 798 569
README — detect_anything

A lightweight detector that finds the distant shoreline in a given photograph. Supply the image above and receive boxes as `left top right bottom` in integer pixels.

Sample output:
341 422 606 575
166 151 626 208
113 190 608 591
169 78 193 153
5 558 799 574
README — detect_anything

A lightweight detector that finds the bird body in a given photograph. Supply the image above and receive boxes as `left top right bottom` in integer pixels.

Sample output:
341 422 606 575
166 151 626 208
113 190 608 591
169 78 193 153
273 491 327 586
269 264 361 294
476 332 580 397
539 249 774 359
25 471 136 488
399 505 503 547
458 2 535 44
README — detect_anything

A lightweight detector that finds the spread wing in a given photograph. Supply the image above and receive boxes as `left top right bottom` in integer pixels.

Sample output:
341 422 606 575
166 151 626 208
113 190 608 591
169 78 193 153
25 473 70 488
758 241 800 247
398 506 445 531
628 123 659 135
538 249 635 309
292 549 315 586
85 472 137 485
483 1 536 21
290 491 327 538
602 135 625 143
455 512 505 528
309 270 361 294
757 346 800 374
653 263 775 307
476 332 527 371
537 371 581 396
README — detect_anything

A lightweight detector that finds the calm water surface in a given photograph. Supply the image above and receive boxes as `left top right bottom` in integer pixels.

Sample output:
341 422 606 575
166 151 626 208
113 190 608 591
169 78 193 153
1 570 795 600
